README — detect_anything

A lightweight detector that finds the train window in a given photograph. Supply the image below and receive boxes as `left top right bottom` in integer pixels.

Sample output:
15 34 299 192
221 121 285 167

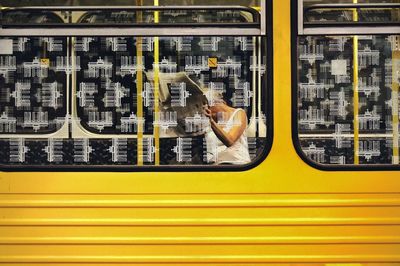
0 1 271 171
294 0 400 169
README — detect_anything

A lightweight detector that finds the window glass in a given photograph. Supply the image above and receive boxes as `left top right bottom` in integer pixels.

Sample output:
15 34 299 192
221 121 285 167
297 35 400 165
296 0 400 168
0 5 269 170
0 0 260 6
303 0 400 24
1 8 259 25
304 0 400 5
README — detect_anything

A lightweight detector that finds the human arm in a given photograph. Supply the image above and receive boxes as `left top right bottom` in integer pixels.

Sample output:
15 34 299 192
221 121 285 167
204 108 248 147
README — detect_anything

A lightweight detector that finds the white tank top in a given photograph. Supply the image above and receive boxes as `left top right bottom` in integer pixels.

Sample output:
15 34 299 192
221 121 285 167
205 109 251 165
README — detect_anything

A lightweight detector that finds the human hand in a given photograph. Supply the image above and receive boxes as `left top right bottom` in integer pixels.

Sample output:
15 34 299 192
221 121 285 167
203 107 212 119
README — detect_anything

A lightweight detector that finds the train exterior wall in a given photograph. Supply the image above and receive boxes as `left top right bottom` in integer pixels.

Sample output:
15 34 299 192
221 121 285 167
0 0 399 264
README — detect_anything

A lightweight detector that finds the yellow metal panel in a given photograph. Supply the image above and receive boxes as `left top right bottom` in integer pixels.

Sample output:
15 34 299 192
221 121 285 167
0 193 398 263
0 225 399 244
0 0 399 265
0 244 400 263
0 194 399 207
0 223 399 242
0 264 398 266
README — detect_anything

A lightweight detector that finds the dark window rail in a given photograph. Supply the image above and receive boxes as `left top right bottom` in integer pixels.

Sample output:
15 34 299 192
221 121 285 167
304 3 400 27
0 5 261 28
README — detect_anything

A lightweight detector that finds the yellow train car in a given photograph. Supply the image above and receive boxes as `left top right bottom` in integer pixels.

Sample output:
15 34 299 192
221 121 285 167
0 0 399 265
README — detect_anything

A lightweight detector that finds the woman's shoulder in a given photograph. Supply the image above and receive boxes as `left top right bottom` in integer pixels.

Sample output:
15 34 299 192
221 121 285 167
231 108 248 123
234 108 247 116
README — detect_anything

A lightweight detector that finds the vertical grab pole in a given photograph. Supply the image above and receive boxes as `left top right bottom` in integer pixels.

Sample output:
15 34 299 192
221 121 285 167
392 38 400 164
261 0 266 36
353 0 360 165
298 0 303 35
153 0 161 166
250 36 256 137
136 0 144 166
257 36 262 136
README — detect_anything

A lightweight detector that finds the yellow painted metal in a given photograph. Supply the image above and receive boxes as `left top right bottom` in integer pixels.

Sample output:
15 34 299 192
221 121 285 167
0 193 400 263
5 195 399 262
0 1 399 264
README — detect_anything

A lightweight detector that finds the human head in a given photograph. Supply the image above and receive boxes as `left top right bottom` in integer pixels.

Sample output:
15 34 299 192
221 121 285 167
204 89 228 113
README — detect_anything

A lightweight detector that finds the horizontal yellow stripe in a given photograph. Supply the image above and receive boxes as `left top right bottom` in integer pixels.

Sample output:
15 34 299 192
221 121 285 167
0 194 399 207
0 217 399 226
0 236 399 245
0 254 399 263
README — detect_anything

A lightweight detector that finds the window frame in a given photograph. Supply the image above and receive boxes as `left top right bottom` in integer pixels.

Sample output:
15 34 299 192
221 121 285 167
0 1 273 172
292 0 400 171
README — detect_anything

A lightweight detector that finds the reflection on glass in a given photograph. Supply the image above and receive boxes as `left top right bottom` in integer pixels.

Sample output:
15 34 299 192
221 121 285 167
0 5 268 169
304 0 400 5
303 0 400 24
0 0 260 6
305 8 400 23
77 9 256 24
0 36 67 134
0 35 267 167
297 35 400 165
1 9 257 25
